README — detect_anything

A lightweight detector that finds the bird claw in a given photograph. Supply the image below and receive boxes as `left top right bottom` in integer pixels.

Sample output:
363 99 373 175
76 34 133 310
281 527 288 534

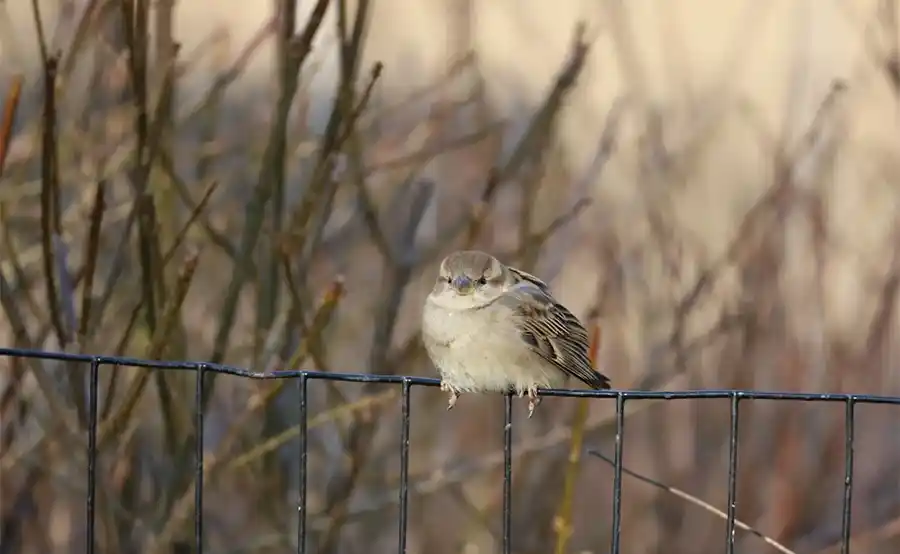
442 382 460 411
447 391 460 410
526 387 541 418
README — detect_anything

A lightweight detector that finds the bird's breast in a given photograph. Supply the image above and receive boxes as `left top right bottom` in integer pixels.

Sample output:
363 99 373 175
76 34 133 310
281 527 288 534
421 298 564 392
422 301 482 346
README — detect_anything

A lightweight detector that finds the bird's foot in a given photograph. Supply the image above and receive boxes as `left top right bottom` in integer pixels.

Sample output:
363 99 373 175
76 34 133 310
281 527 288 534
526 387 541 418
440 380 461 410
446 388 461 411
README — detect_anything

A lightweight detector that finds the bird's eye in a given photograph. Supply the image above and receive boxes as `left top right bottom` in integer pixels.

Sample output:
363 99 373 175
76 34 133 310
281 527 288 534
476 276 487 286
445 276 452 284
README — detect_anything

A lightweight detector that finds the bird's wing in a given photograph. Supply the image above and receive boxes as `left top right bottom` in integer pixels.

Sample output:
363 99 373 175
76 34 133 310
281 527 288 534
507 266 552 293
498 281 610 389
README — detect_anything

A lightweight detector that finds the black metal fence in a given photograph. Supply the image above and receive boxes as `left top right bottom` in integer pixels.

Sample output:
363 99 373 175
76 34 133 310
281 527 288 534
3 346 900 554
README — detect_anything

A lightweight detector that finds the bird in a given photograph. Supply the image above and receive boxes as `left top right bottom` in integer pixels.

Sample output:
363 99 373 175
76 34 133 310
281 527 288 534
421 250 611 418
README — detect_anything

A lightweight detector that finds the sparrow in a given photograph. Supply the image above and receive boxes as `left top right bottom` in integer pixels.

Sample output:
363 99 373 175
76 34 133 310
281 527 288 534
421 250 610 417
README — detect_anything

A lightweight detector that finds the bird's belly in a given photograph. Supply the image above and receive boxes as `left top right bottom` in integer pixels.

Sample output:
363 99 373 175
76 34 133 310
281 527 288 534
422 304 565 393
437 342 563 393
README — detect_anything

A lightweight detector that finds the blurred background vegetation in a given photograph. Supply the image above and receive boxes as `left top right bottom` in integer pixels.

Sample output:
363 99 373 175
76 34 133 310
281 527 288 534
2 0 900 552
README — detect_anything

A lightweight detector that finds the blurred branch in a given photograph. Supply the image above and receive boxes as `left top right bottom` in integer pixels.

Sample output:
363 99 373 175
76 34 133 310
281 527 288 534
282 275 346 371
861 207 900 372
96 252 200 451
208 0 330 370
346 65 393 262
814 513 900 553
142 385 397 554
112 180 219 357
369 181 432 371
29 0 50 63
0 75 22 178
320 390 675 527
0 206 42 323
498 197 592 265
552 318 602 554
77 179 106 344
0 52 92 456
152 252 202 449
0 269 32 348
664 81 848 386
317 156 428 554
361 121 501 177
587 450 795 554
256 0 304 366
0 76 33 326
120 0 166 334
225 389 396 473
39 53 67 346
92 205 141 339
570 95 627 199
460 23 589 248
145 275 348 554
159 151 241 262
880 0 900 94
286 7 375 283
179 18 276 129
153 0 179 276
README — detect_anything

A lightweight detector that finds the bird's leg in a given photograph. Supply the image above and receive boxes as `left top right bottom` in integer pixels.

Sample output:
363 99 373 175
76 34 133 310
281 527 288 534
446 390 460 410
441 381 461 410
526 386 541 418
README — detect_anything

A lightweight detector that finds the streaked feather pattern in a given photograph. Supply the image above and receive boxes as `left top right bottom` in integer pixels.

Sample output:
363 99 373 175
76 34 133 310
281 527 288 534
504 268 610 389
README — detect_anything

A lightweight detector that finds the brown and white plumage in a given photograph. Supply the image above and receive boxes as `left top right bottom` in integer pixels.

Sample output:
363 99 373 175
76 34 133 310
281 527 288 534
421 250 611 417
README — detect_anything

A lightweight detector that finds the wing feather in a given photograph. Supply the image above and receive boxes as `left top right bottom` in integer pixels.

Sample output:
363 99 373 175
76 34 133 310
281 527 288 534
500 272 610 389
507 267 552 293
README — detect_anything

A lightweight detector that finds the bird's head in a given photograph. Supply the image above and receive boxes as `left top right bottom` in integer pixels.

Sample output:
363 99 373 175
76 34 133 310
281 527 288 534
431 250 509 308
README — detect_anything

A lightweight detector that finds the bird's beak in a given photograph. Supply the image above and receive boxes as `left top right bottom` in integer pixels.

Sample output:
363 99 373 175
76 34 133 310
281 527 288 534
451 275 474 294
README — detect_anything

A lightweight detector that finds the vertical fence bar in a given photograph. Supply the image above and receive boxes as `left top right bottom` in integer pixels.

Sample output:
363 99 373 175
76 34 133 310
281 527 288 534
85 358 100 554
840 397 856 554
610 393 625 554
297 374 309 554
195 364 206 553
725 393 741 554
502 393 513 554
398 379 411 553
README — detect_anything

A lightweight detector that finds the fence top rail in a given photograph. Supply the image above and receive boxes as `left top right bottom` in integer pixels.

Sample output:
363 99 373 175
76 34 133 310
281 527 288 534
3 347 900 404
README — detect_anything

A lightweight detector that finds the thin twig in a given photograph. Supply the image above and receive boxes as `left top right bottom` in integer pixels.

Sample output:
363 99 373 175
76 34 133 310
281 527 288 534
208 0 330 369
0 75 22 178
97 252 200 450
77 179 106 344
144 273 350 554
587 449 796 554
552 319 602 554
39 53 67 346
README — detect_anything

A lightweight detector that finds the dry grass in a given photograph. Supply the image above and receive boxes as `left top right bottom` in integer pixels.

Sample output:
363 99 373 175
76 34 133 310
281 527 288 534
3 0 900 553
